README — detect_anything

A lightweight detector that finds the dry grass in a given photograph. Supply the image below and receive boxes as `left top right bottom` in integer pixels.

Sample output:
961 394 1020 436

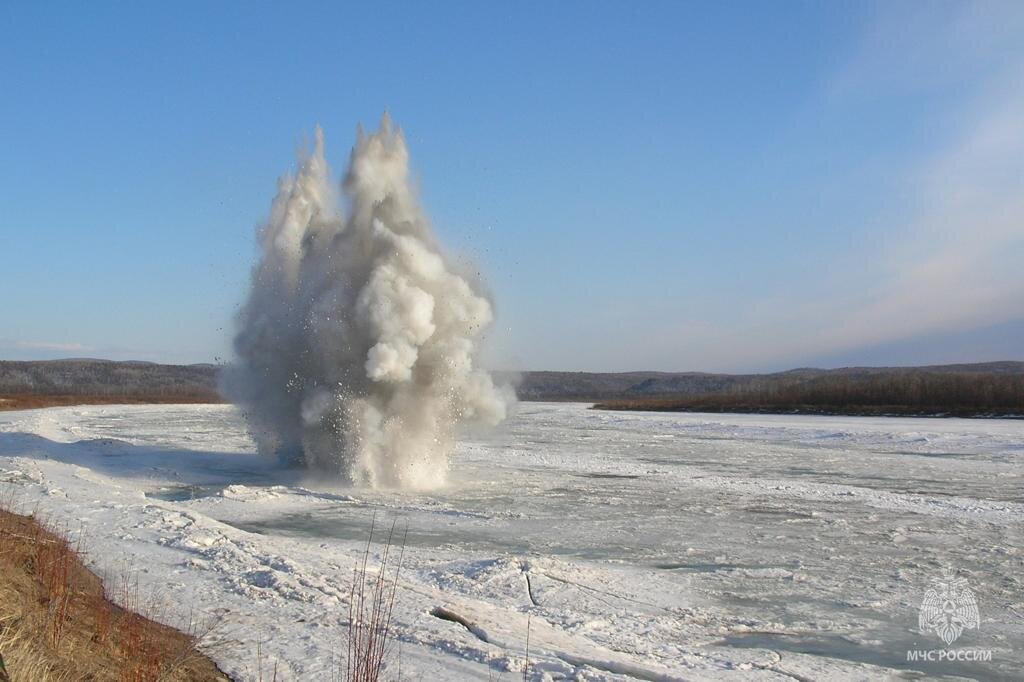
0 505 228 681
342 517 407 682
0 393 223 412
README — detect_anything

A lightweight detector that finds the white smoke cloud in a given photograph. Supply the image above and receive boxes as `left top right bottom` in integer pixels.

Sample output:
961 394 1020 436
225 115 512 489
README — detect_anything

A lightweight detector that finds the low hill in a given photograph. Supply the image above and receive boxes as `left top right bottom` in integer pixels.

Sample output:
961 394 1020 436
509 361 1024 401
2 359 1022 416
592 363 1024 417
0 360 220 406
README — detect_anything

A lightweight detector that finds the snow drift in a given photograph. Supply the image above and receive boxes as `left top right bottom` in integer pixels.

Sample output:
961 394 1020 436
226 115 511 488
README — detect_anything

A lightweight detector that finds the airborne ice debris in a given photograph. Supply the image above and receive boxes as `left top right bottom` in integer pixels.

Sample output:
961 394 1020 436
225 115 512 488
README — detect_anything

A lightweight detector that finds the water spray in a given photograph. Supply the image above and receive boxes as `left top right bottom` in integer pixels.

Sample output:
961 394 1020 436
226 115 511 488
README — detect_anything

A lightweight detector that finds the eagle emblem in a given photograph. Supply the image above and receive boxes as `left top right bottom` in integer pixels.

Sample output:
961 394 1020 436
918 568 980 645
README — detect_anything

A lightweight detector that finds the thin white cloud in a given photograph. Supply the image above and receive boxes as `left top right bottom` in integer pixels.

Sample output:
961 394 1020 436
807 72 1024 357
7 340 92 353
829 1 1024 98
0 339 212 364
607 4 1024 373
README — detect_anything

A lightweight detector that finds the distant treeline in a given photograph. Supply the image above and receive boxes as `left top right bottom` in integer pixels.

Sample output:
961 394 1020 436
0 360 221 402
594 369 1024 417
2 359 1023 417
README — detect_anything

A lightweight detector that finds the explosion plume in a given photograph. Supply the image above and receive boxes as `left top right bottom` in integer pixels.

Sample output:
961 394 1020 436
226 115 511 488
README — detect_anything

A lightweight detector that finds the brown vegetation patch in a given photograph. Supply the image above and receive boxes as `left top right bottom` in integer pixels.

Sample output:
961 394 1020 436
0 393 223 412
0 507 228 681
595 372 1024 418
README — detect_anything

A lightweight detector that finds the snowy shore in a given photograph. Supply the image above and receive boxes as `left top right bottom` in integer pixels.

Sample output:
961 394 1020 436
1 403 1020 680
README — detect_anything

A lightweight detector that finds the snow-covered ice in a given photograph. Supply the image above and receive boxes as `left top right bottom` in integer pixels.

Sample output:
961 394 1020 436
1 402 1021 680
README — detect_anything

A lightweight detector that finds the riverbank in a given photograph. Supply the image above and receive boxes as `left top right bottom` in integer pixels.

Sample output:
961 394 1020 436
592 399 1024 419
0 506 227 681
0 394 223 412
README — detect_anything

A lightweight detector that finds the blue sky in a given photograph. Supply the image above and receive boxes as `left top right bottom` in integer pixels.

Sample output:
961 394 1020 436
1 1 1022 372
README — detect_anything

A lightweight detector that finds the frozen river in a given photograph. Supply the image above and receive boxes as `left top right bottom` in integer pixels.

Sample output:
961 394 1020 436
1 403 1021 680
